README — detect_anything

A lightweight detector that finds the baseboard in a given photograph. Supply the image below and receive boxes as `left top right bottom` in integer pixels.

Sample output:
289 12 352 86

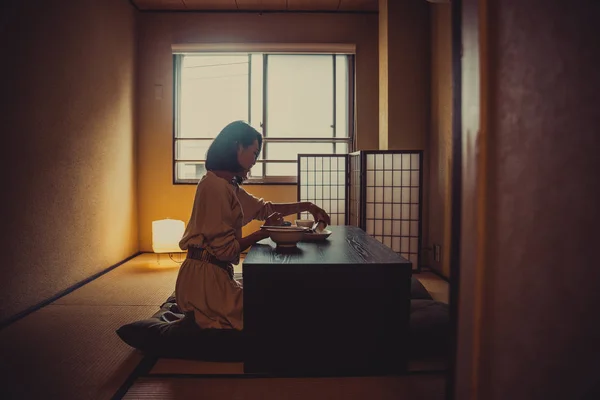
0 251 142 331
417 266 450 282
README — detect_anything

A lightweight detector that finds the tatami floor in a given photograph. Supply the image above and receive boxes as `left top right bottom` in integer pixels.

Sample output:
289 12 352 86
0 252 449 400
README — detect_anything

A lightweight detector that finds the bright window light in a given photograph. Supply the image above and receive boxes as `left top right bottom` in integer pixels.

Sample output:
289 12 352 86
173 52 355 184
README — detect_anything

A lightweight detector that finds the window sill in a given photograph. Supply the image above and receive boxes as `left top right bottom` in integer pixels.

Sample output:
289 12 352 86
174 177 298 185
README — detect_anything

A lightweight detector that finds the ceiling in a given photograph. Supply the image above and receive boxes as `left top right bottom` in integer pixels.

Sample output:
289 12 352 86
130 0 379 12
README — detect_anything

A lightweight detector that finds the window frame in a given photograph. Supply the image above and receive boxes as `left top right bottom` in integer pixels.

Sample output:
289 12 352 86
172 50 356 185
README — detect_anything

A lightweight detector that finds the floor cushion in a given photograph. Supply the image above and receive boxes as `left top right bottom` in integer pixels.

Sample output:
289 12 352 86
409 299 450 358
117 280 446 363
116 310 244 362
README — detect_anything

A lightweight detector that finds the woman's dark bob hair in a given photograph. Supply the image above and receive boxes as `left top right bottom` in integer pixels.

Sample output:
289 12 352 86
205 121 263 173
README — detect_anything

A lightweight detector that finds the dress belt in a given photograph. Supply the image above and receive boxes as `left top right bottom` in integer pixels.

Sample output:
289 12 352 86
186 247 234 280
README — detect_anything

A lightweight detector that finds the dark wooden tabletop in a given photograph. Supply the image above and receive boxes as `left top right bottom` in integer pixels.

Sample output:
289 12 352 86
244 225 411 266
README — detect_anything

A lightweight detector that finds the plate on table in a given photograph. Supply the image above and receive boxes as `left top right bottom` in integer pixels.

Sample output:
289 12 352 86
302 229 332 242
260 225 308 231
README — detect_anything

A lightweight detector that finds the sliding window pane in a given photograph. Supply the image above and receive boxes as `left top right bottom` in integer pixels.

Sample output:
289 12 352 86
249 162 264 178
180 55 249 138
175 139 212 161
176 161 206 181
265 162 298 177
265 142 335 160
266 55 334 138
249 54 263 132
336 143 348 154
335 55 349 138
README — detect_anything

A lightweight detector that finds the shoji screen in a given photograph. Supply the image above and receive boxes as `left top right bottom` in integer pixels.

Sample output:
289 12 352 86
348 152 362 227
363 151 423 271
297 154 349 225
298 151 423 271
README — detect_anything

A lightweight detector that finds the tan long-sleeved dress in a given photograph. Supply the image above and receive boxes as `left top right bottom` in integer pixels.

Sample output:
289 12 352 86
176 171 274 330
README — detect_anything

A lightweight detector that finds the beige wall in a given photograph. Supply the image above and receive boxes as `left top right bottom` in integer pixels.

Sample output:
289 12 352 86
428 4 452 277
379 0 431 265
379 0 431 151
136 12 380 251
378 0 389 151
456 0 600 398
0 0 138 322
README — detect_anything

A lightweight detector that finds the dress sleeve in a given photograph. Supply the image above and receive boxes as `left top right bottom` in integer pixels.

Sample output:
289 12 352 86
179 180 241 263
236 186 275 225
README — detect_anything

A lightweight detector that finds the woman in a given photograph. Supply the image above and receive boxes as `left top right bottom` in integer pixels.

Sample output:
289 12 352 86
176 121 330 330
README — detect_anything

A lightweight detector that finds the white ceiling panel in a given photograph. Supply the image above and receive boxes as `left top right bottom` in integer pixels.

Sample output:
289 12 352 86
133 0 378 11
133 0 186 10
287 0 341 11
181 0 237 9
235 0 287 10
339 0 378 11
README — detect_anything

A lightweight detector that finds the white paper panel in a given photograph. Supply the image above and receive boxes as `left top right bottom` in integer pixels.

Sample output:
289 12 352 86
401 238 409 253
384 188 392 203
411 188 419 203
392 237 401 252
384 221 392 236
384 236 392 248
374 187 383 202
402 189 410 203
375 220 383 234
384 171 393 186
375 204 383 219
411 154 420 169
401 221 410 236
367 188 374 203
367 154 375 170
375 171 384 186
384 203 392 218
392 204 401 219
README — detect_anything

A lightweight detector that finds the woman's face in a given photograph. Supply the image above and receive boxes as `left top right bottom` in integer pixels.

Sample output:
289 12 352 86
237 139 260 177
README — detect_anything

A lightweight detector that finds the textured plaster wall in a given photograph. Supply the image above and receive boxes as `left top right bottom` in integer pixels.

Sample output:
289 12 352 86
456 0 600 398
428 4 452 277
0 0 138 323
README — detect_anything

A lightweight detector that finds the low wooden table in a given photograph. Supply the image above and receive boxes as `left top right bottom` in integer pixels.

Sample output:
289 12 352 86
243 225 412 376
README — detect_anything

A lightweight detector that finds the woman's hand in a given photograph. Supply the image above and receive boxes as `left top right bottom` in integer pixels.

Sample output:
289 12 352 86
258 228 271 240
308 203 331 226
265 212 285 226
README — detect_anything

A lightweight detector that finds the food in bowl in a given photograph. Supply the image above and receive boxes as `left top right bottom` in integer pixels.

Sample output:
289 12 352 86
263 226 307 248
295 219 314 228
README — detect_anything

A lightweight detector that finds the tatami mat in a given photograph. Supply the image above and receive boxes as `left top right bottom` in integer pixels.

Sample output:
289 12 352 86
53 253 180 306
149 358 446 377
415 272 449 303
150 359 245 375
0 253 449 400
124 375 446 400
0 253 181 400
0 304 157 399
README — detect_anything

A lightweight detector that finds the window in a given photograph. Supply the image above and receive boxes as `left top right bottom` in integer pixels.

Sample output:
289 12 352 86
173 52 355 184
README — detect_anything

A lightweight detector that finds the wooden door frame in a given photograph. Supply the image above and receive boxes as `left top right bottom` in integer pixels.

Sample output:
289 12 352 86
447 0 489 398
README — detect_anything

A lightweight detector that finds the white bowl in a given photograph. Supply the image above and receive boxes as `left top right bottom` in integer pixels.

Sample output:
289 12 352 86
264 227 306 248
295 219 314 228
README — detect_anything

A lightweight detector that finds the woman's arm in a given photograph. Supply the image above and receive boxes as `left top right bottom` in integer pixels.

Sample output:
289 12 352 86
269 201 313 217
237 229 270 252
236 187 330 225
271 202 331 225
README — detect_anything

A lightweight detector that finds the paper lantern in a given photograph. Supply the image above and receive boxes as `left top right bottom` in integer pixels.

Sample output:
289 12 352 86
152 219 185 253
